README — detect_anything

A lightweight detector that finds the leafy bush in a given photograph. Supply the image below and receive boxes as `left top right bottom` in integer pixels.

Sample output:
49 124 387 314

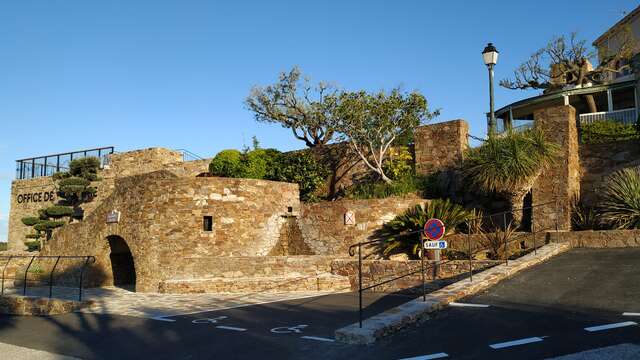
21 217 40 226
571 200 603 230
33 220 65 232
44 205 74 219
269 151 329 202
346 175 425 200
0 242 6 251
242 149 281 179
581 120 639 144
376 199 475 257
25 241 40 252
209 150 244 177
53 157 101 181
599 167 640 229
478 222 517 260
382 146 414 180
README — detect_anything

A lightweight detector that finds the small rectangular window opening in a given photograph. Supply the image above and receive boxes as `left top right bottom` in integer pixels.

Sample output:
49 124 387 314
203 216 213 231
287 206 293 213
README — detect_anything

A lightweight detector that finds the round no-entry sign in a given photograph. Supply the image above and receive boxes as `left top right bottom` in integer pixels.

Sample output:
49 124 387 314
424 218 445 241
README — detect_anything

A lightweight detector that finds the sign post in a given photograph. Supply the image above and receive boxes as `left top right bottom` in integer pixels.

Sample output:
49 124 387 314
423 218 447 280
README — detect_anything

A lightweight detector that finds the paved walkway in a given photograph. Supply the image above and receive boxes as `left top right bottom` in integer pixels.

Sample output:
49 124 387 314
0 342 80 360
3 285 341 319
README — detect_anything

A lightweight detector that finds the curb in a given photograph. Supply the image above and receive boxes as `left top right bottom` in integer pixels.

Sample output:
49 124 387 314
334 242 571 345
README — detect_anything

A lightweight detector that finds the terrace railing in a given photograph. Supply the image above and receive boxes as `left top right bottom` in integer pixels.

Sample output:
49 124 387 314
579 108 637 125
15 146 115 180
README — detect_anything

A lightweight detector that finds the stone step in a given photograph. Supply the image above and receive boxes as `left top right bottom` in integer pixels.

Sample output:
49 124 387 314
157 273 351 294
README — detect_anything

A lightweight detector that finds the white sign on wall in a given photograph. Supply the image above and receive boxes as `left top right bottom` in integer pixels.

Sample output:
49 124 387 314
344 211 356 225
106 210 121 224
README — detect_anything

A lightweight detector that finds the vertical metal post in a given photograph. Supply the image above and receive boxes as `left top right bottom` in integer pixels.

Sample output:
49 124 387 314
467 222 473 282
23 256 36 296
78 256 92 302
56 155 60 173
31 159 35 178
555 201 560 243
503 212 508 265
49 256 61 299
2 256 13 296
488 63 496 137
420 233 426 302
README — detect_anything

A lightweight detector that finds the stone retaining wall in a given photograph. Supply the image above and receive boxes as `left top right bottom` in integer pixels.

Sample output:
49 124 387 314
547 229 640 248
0 295 90 316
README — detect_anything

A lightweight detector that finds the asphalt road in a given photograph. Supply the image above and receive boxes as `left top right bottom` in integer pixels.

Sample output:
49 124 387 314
0 247 638 359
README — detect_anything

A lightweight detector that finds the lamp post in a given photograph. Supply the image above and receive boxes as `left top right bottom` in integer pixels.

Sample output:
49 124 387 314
483 43 499 137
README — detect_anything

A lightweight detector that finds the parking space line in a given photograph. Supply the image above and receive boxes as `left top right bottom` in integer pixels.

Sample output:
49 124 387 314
623 312 640 317
215 326 247 332
449 302 490 308
398 352 448 360
150 316 176 322
489 336 544 349
584 321 637 332
300 336 335 342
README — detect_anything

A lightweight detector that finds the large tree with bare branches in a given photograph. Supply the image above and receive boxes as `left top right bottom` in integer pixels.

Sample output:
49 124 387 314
245 67 340 148
500 31 638 112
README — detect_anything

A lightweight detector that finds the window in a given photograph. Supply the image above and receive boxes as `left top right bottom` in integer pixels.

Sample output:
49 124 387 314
203 216 213 231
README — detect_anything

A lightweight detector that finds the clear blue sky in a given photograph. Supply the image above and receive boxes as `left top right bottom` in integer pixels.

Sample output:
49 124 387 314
0 0 637 242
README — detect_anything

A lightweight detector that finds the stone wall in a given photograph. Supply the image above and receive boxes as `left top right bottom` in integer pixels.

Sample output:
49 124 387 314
547 229 640 248
42 171 300 292
298 196 425 257
414 120 468 175
7 177 58 250
532 105 580 230
0 295 89 316
579 140 640 207
103 148 183 178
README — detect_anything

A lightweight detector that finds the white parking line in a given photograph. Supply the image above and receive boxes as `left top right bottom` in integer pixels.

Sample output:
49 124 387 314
623 312 640 317
585 321 637 332
150 316 176 322
300 336 335 342
215 326 247 332
489 336 544 349
449 302 490 308
399 352 449 360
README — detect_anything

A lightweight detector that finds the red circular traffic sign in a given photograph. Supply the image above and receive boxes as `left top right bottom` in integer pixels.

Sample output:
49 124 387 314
423 218 445 241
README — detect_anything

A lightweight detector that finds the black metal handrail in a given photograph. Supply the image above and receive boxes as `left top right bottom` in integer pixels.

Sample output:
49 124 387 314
348 200 564 327
0 255 96 301
16 146 115 180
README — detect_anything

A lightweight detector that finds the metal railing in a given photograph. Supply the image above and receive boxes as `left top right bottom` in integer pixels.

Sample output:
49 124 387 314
348 200 562 328
15 147 115 180
579 108 637 125
174 149 205 162
0 255 96 301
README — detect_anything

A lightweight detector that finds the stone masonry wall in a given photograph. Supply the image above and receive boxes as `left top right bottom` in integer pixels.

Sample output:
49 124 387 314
579 140 640 207
42 171 300 292
7 177 58 251
414 120 468 175
547 229 640 248
532 105 580 230
298 196 425 257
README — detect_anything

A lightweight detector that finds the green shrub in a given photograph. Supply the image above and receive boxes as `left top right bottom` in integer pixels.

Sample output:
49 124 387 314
581 120 639 144
25 241 40 252
69 157 101 181
382 146 414 180
25 233 42 240
269 151 329 202
33 220 65 232
242 149 281 179
21 217 40 226
44 205 74 219
571 200 604 230
209 149 243 177
599 167 640 229
375 199 475 257
0 243 6 251
346 175 425 200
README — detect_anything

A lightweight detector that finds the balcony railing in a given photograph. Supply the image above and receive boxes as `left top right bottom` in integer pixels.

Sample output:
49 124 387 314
15 147 115 180
579 108 638 125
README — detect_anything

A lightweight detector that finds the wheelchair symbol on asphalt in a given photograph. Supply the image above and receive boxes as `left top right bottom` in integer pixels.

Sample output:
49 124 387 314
192 316 228 324
270 324 308 334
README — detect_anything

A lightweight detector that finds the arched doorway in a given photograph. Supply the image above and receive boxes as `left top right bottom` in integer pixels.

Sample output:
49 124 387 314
107 235 136 290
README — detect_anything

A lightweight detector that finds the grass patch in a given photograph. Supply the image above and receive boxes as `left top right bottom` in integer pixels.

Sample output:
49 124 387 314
581 120 639 144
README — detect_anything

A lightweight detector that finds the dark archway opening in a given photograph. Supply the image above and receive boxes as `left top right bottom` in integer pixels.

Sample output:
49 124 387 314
107 235 136 291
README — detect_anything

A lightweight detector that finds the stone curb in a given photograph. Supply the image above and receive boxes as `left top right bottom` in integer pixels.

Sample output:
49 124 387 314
334 242 571 345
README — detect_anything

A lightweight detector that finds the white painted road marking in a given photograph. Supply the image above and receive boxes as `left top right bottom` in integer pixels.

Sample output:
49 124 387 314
192 316 228 324
399 352 449 360
300 336 335 343
585 321 637 332
270 325 308 334
215 326 247 332
449 302 490 308
489 336 545 349
150 316 176 322
623 312 640 317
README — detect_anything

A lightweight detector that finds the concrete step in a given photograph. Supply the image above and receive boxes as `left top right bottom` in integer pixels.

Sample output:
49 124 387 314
157 273 351 294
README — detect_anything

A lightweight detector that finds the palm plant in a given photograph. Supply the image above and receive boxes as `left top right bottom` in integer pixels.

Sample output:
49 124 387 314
375 199 474 258
599 167 640 229
478 221 517 260
462 129 559 225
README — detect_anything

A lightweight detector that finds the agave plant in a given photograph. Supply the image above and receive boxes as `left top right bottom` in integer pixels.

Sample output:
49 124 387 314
478 221 517 260
375 199 474 258
462 129 559 225
599 167 640 229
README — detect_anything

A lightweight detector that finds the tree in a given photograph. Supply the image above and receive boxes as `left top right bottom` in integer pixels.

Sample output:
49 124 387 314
336 89 438 183
500 32 639 112
462 129 559 224
246 67 340 148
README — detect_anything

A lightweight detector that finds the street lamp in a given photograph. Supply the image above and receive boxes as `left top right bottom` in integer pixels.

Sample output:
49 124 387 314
482 43 499 137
